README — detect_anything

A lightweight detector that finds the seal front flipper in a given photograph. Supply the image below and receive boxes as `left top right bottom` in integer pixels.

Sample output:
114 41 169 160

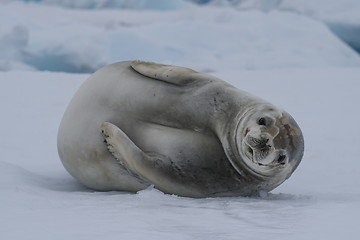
130 60 201 86
100 122 202 197
100 122 152 179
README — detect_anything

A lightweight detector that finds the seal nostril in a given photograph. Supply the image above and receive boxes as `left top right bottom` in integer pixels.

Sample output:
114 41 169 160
258 117 266 126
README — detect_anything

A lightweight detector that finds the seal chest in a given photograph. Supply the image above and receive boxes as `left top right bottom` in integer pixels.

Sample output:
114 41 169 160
57 60 304 198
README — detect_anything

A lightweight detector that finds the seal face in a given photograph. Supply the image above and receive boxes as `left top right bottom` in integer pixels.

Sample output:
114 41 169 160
57 60 304 198
236 106 304 180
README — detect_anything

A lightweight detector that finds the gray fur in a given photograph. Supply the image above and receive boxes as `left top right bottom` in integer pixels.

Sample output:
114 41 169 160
57 61 304 197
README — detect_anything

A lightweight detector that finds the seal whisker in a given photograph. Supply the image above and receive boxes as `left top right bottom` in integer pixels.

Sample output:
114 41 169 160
246 135 268 148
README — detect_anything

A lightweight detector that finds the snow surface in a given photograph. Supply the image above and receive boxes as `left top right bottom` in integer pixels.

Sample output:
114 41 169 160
1 68 360 240
2 0 194 10
1 1 360 72
202 0 360 54
1 1 360 240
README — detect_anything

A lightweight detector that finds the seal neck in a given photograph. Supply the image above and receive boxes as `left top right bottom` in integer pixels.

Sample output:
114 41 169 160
211 86 268 142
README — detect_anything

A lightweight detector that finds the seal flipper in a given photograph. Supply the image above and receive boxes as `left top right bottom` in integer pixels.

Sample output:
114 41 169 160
100 122 201 196
130 60 199 85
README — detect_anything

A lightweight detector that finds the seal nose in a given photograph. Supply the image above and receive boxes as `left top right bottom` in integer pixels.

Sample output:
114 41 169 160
246 134 269 148
245 133 274 163
245 134 269 149
253 146 271 162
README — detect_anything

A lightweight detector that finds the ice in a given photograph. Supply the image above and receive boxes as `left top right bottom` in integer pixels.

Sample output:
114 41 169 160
1 1 360 73
201 0 360 54
279 0 360 54
2 0 193 10
1 68 360 239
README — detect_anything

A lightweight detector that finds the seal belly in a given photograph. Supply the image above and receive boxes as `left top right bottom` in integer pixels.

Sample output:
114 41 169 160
130 122 222 167
122 122 246 196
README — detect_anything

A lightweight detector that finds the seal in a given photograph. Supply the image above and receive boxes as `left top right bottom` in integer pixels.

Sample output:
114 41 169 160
57 61 304 197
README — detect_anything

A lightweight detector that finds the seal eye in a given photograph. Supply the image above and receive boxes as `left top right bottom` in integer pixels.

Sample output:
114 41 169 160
258 117 267 126
277 154 286 164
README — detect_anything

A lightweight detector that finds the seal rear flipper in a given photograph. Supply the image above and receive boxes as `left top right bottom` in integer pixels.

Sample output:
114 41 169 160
100 122 202 197
130 60 201 86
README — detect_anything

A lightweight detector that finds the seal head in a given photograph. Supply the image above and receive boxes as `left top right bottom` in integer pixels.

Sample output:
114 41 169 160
231 105 304 189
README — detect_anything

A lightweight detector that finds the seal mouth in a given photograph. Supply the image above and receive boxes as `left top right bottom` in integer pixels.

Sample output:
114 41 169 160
243 130 288 167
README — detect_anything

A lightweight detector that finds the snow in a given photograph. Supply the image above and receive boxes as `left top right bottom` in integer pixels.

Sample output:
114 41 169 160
2 0 193 10
1 69 360 239
202 0 360 54
1 1 360 73
1 1 360 239
278 0 360 54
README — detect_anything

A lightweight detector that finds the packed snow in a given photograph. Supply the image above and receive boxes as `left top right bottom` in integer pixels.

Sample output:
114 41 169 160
1 68 359 240
1 1 360 73
202 0 360 54
1 1 360 239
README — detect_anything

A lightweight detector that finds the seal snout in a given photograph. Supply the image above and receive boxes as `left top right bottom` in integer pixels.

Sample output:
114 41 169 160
244 133 288 166
244 133 274 164
245 134 269 148
241 113 290 167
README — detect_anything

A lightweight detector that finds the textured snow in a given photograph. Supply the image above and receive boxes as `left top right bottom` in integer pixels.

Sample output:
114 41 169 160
1 0 193 10
278 0 360 54
1 68 360 240
1 1 360 239
202 0 360 54
1 1 360 72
